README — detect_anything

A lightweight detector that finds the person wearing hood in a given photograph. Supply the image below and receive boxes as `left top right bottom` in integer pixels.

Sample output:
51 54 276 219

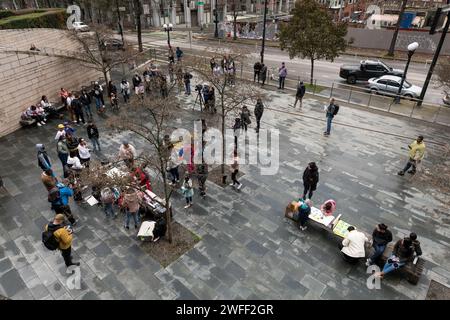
132 74 143 95
240 106 251 132
36 144 52 171
294 81 306 108
120 79 131 103
176 47 183 61
302 162 319 200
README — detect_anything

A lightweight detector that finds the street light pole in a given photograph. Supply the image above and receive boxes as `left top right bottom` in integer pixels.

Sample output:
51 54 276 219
418 8 450 106
260 0 268 64
163 23 173 47
395 42 418 104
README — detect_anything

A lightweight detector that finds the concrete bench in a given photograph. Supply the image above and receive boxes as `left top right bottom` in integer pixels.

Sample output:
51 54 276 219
19 103 65 127
285 201 424 285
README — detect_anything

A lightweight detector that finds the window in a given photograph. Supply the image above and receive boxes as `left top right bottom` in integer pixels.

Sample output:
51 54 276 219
387 80 400 88
377 79 388 85
364 64 377 71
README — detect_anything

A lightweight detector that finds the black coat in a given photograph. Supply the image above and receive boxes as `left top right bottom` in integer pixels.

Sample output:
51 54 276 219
260 66 267 80
254 102 264 120
80 93 91 105
372 229 393 246
87 125 99 139
296 84 306 98
303 166 319 190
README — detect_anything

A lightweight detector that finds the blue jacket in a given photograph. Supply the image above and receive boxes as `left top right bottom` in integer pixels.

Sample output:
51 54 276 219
58 185 73 205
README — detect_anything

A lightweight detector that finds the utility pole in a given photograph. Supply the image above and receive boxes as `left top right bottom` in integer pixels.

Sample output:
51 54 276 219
233 1 238 40
134 0 143 52
260 0 268 64
115 0 125 46
418 3 450 106
388 0 408 56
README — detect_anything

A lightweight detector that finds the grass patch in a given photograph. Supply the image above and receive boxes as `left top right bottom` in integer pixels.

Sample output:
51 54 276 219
305 83 326 93
0 9 66 29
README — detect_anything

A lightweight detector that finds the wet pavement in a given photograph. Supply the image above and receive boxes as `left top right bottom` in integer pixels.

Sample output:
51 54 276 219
0 81 449 300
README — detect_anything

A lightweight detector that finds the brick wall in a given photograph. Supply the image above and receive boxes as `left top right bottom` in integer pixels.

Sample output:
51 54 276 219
0 29 102 137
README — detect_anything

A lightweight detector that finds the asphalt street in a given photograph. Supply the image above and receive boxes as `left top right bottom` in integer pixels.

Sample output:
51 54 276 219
123 31 444 106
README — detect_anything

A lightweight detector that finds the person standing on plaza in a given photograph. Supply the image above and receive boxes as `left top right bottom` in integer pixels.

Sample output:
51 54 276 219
86 121 101 152
260 63 267 86
92 82 105 113
167 145 181 185
240 105 251 133
43 214 80 267
324 98 338 136
176 47 183 61
59 88 69 107
119 140 137 168
196 163 208 199
48 182 76 225
122 188 142 230
168 46 175 63
66 92 76 123
293 81 306 108
366 223 393 266
302 162 319 200
80 89 93 120
77 138 91 168
57 135 69 177
210 57 217 72
72 94 85 125
132 74 143 95
181 176 194 208
253 61 262 83
120 79 131 103
55 124 66 141
230 150 242 190
254 98 264 133
184 71 193 95
100 187 116 219
278 62 287 90
398 135 425 176
41 169 57 191
36 144 52 171
233 118 241 151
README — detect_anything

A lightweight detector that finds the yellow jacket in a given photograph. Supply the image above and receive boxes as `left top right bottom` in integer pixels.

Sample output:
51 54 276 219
46 224 73 250
409 141 425 161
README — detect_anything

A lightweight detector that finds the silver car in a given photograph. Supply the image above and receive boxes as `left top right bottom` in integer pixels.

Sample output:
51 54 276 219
367 75 422 99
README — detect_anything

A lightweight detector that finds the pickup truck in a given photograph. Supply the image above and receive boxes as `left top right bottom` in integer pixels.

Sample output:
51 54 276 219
339 60 404 84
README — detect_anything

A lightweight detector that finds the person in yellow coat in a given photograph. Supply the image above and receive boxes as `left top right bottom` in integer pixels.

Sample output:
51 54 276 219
398 135 425 176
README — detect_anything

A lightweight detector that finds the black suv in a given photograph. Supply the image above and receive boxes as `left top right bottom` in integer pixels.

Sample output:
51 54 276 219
339 60 403 84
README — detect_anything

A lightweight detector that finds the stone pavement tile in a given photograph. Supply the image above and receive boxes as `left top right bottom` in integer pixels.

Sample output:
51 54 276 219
185 247 211 266
116 269 149 298
280 274 309 298
91 242 113 258
11 288 34 300
223 260 246 281
209 266 238 288
300 274 327 298
17 264 39 284
26 277 51 300
85 257 111 280
321 286 347 300
78 291 100 300
245 240 269 257
0 269 27 297
103 254 125 274
101 273 132 298
169 279 199 300
136 288 160 300
0 258 13 277
45 279 70 300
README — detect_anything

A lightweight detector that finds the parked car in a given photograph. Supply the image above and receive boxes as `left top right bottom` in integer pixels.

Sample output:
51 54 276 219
367 75 422 99
443 92 450 106
340 60 404 84
72 21 89 32
101 39 124 51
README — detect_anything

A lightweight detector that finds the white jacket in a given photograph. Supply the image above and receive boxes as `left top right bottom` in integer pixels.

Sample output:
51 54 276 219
341 230 368 258
78 144 91 160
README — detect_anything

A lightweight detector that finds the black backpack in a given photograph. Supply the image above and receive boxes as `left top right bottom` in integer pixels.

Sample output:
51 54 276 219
42 224 63 251
333 105 340 116
48 186 61 204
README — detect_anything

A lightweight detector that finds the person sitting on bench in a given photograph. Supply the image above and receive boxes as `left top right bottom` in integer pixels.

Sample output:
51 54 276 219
295 199 312 231
339 226 369 264
320 199 336 216
25 105 46 126
366 223 393 266
376 237 415 279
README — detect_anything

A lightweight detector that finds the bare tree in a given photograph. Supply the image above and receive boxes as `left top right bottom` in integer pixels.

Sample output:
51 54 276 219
70 25 138 95
186 46 265 183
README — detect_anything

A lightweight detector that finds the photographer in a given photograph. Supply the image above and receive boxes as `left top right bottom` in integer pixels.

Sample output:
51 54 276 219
202 84 210 109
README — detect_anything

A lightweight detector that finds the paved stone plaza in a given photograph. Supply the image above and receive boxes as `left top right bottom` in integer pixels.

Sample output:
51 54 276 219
0 86 449 300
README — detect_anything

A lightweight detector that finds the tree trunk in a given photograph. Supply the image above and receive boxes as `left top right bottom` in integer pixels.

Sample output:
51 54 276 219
388 0 408 56
162 168 173 243
221 94 226 183
134 0 143 52
310 58 314 85
233 13 237 40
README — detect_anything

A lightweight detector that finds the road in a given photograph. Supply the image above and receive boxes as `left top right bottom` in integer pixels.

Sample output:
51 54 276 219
123 31 445 106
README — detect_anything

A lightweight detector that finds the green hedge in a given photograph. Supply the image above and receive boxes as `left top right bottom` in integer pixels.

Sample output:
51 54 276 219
0 9 67 30
0 10 15 19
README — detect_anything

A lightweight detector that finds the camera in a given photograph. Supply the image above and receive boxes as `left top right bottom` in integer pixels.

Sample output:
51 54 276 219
195 84 203 92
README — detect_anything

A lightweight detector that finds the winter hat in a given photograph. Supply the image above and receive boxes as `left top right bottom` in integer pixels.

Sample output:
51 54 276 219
36 144 44 151
58 124 64 129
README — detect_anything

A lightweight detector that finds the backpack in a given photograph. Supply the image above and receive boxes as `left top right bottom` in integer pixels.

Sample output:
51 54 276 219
333 105 340 116
48 186 61 204
42 224 63 251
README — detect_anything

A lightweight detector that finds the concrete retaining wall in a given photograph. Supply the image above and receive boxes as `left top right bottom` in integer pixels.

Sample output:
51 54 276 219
0 29 102 137
346 28 450 55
